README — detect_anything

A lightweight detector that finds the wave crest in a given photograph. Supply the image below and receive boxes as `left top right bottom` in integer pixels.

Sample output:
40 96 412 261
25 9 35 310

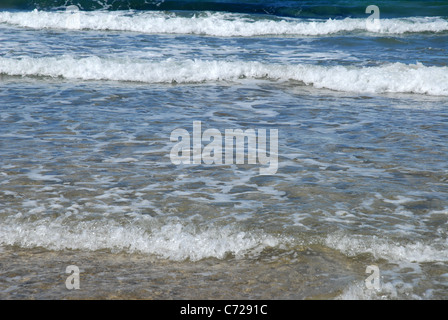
1 56 447 96
0 214 282 261
1 10 448 36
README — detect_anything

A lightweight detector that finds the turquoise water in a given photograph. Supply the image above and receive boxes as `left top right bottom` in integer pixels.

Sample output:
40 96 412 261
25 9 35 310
0 0 447 299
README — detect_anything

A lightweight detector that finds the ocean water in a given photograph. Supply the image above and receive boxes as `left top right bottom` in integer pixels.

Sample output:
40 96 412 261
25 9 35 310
0 0 447 300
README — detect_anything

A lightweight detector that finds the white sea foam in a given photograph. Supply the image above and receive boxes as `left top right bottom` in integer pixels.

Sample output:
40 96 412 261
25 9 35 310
0 10 448 36
1 56 447 96
325 232 448 263
327 232 447 299
0 214 282 261
335 280 431 300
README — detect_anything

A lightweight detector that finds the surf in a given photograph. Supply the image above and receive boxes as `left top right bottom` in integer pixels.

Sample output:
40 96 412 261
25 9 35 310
1 10 448 36
1 56 447 96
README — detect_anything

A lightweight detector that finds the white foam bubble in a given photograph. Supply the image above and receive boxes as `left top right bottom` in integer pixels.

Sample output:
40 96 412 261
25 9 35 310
26 167 62 182
325 233 448 263
382 195 423 205
103 157 139 163
0 214 283 261
335 280 427 300
1 10 447 36
1 56 447 96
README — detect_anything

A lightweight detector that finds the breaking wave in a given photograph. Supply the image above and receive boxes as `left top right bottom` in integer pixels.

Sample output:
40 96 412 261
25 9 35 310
1 10 448 36
1 56 447 95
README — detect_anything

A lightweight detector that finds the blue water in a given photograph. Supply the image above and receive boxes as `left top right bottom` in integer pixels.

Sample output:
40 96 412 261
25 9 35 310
0 0 447 299
3 0 448 18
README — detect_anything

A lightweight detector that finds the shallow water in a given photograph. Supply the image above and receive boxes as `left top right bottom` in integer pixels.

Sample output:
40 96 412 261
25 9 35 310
1 1 447 300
